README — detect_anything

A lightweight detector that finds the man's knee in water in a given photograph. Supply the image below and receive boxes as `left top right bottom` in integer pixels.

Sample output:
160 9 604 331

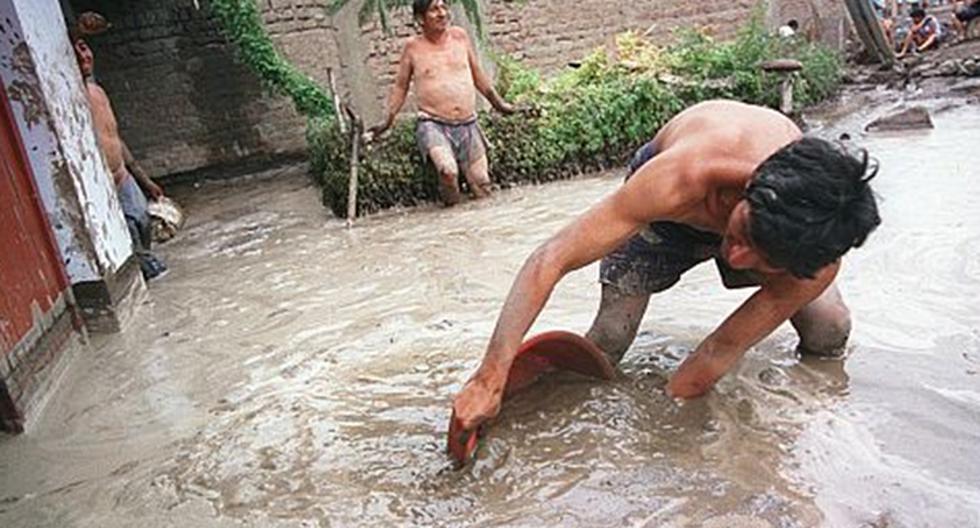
586 285 650 365
438 171 462 206
465 157 492 199
798 306 852 357
429 150 461 206
587 320 639 365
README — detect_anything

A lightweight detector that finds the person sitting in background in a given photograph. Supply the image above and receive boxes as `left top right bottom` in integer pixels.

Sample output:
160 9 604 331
778 19 799 38
951 0 980 40
897 7 944 56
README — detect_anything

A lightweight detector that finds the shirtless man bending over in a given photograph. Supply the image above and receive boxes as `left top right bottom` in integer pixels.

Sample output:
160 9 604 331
453 100 881 433
72 35 167 280
368 0 517 205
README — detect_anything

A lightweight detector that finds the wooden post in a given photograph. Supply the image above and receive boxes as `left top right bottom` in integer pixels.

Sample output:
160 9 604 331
345 106 361 227
328 67 346 134
760 60 803 116
780 77 794 115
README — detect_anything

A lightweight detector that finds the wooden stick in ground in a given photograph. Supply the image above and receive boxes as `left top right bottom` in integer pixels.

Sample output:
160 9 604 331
328 67 347 134
345 105 361 227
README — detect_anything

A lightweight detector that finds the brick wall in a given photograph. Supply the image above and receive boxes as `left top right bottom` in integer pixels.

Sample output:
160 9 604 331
67 0 338 178
64 0 841 180
485 0 759 72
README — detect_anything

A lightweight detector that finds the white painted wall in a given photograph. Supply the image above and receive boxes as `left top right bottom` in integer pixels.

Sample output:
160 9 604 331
0 0 131 282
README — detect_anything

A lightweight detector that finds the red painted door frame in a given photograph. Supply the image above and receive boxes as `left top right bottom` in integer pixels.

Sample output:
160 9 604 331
0 85 71 354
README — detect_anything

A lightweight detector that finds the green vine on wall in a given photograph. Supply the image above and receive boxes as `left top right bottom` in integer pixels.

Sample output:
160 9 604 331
208 0 335 119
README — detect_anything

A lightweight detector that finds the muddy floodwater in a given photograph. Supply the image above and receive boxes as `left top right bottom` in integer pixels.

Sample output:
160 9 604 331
2 104 979 528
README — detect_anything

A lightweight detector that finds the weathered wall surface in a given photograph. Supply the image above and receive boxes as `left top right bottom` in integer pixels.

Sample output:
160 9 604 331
1 0 132 282
67 0 338 179
65 0 845 180
768 0 849 50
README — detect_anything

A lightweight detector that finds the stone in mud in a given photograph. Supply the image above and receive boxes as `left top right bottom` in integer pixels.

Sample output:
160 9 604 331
864 106 934 132
950 78 980 97
958 58 978 76
936 60 960 77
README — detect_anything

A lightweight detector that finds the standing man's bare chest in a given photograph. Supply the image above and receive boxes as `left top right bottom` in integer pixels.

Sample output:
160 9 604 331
413 39 470 80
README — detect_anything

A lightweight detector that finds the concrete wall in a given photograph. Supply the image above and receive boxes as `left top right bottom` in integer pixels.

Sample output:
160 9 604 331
0 0 132 283
65 0 846 180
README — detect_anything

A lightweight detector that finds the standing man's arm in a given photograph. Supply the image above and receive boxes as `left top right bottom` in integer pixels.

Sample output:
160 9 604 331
122 141 163 200
667 263 839 398
463 31 516 115
368 45 414 138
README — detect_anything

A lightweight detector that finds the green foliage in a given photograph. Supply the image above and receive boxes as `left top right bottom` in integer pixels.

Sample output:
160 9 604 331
310 20 843 217
209 0 335 119
664 18 841 108
308 117 435 216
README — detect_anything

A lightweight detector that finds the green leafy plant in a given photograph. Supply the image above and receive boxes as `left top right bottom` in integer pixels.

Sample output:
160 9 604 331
310 19 842 217
209 0 335 119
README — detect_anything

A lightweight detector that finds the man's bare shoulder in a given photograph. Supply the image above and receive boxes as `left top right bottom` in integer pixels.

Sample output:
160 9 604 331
84 80 109 104
403 35 424 52
448 26 470 41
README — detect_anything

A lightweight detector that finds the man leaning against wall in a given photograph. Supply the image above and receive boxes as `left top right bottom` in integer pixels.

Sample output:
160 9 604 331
70 16 168 281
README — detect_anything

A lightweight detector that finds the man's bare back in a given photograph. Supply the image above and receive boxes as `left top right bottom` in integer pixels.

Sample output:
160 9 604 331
406 27 477 121
642 100 803 234
85 81 126 183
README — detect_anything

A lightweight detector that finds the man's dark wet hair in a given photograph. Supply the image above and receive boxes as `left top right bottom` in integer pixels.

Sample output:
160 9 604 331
413 0 436 18
788 19 799 30
744 137 881 279
910 7 926 18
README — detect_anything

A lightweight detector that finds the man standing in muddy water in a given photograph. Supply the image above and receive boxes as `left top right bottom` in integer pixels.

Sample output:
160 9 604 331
453 99 881 432
366 0 518 205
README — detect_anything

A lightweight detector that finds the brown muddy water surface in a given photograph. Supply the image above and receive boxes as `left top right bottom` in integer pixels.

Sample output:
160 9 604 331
1 104 978 527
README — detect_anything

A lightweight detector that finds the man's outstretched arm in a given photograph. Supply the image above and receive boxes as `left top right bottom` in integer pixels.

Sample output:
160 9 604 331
667 262 839 398
369 45 413 136
463 30 515 114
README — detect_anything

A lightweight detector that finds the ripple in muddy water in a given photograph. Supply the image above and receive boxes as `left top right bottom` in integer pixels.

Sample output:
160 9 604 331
1 107 978 528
